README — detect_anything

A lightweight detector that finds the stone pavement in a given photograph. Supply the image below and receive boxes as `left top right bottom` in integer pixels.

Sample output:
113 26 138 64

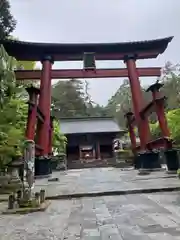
1 192 180 239
1 167 180 239
34 168 180 198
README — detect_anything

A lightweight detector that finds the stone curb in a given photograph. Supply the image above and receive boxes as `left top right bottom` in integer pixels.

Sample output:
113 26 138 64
46 187 180 200
35 174 51 179
2 200 51 215
142 168 165 172
134 175 177 181
0 198 8 202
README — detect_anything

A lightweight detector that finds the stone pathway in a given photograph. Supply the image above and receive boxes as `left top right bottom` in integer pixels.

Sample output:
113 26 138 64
1 192 180 239
1 168 180 239
34 168 180 197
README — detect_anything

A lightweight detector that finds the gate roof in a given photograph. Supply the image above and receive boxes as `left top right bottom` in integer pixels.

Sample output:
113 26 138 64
59 117 125 135
1 37 173 61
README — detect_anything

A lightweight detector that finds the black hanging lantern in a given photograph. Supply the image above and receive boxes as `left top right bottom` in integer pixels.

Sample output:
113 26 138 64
83 52 96 70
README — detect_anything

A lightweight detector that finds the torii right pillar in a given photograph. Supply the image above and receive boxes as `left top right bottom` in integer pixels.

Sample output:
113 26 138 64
147 82 179 171
35 55 53 176
124 55 151 168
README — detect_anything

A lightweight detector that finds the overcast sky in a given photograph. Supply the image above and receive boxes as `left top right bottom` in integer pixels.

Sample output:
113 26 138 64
10 0 180 105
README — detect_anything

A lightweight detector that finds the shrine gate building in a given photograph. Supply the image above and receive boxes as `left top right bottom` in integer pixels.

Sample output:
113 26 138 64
60 117 125 168
1 36 177 175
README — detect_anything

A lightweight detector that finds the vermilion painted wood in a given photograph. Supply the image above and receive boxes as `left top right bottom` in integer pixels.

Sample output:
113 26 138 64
36 60 52 156
26 87 40 141
15 67 161 80
125 58 151 150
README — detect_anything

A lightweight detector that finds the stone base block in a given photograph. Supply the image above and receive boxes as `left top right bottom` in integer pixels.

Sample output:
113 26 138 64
35 157 52 176
2 200 51 215
51 160 58 171
135 152 161 169
165 149 179 171
134 155 140 169
148 152 161 169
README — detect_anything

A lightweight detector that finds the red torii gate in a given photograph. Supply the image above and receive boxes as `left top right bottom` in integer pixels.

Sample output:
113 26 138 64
1 36 174 175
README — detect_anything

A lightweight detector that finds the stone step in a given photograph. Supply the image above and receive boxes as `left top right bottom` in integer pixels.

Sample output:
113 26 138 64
67 159 131 169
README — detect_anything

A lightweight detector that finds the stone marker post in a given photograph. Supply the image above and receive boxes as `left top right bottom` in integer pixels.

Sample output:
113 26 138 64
23 140 35 198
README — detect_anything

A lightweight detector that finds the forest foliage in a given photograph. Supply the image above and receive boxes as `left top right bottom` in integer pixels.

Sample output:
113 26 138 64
0 44 65 166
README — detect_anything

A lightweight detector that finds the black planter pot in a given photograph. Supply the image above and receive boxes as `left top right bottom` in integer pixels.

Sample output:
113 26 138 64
35 157 52 176
159 150 166 165
147 152 161 169
165 149 179 171
139 152 151 169
51 160 58 171
137 152 161 169
134 155 141 169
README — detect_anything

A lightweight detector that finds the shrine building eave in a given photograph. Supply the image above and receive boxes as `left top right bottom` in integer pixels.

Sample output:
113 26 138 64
59 117 126 135
0 36 173 61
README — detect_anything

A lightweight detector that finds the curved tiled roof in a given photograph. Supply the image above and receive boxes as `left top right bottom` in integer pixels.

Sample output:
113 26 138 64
0 36 173 61
59 117 125 135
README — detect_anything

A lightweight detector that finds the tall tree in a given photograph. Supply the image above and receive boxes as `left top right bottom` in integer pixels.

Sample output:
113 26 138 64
52 79 109 118
0 45 16 107
161 62 180 110
82 80 109 117
0 46 36 167
105 62 180 127
0 98 27 166
52 79 88 118
0 45 37 106
53 119 67 154
0 43 67 167
0 0 16 39
105 79 134 127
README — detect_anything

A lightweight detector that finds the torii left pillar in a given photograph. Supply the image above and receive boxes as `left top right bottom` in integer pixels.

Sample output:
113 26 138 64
125 112 138 168
125 112 137 153
26 87 40 140
35 56 53 176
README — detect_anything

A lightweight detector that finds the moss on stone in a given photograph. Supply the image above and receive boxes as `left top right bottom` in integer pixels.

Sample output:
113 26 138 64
0 184 22 194
18 199 39 208
2 200 51 215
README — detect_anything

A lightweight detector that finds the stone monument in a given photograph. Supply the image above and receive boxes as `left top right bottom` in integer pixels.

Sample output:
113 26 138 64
23 140 35 198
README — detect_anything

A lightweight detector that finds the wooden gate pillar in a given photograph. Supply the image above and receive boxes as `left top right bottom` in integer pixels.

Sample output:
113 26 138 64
125 55 150 150
37 56 53 156
125 112 137 153
35 56 53 176
26 87 40 141
147 83 170 138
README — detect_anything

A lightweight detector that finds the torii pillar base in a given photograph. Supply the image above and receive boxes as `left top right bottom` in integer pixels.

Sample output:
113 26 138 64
135 151 161 170
146 83 178 171
134 154 140 169
134 153 149 169
35 156 52 177
124 112 137 168
35 56 53 177
164 149 179 171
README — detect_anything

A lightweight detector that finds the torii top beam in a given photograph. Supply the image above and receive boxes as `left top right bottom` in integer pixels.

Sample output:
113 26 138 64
15 67 161 80
0 37 173 61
